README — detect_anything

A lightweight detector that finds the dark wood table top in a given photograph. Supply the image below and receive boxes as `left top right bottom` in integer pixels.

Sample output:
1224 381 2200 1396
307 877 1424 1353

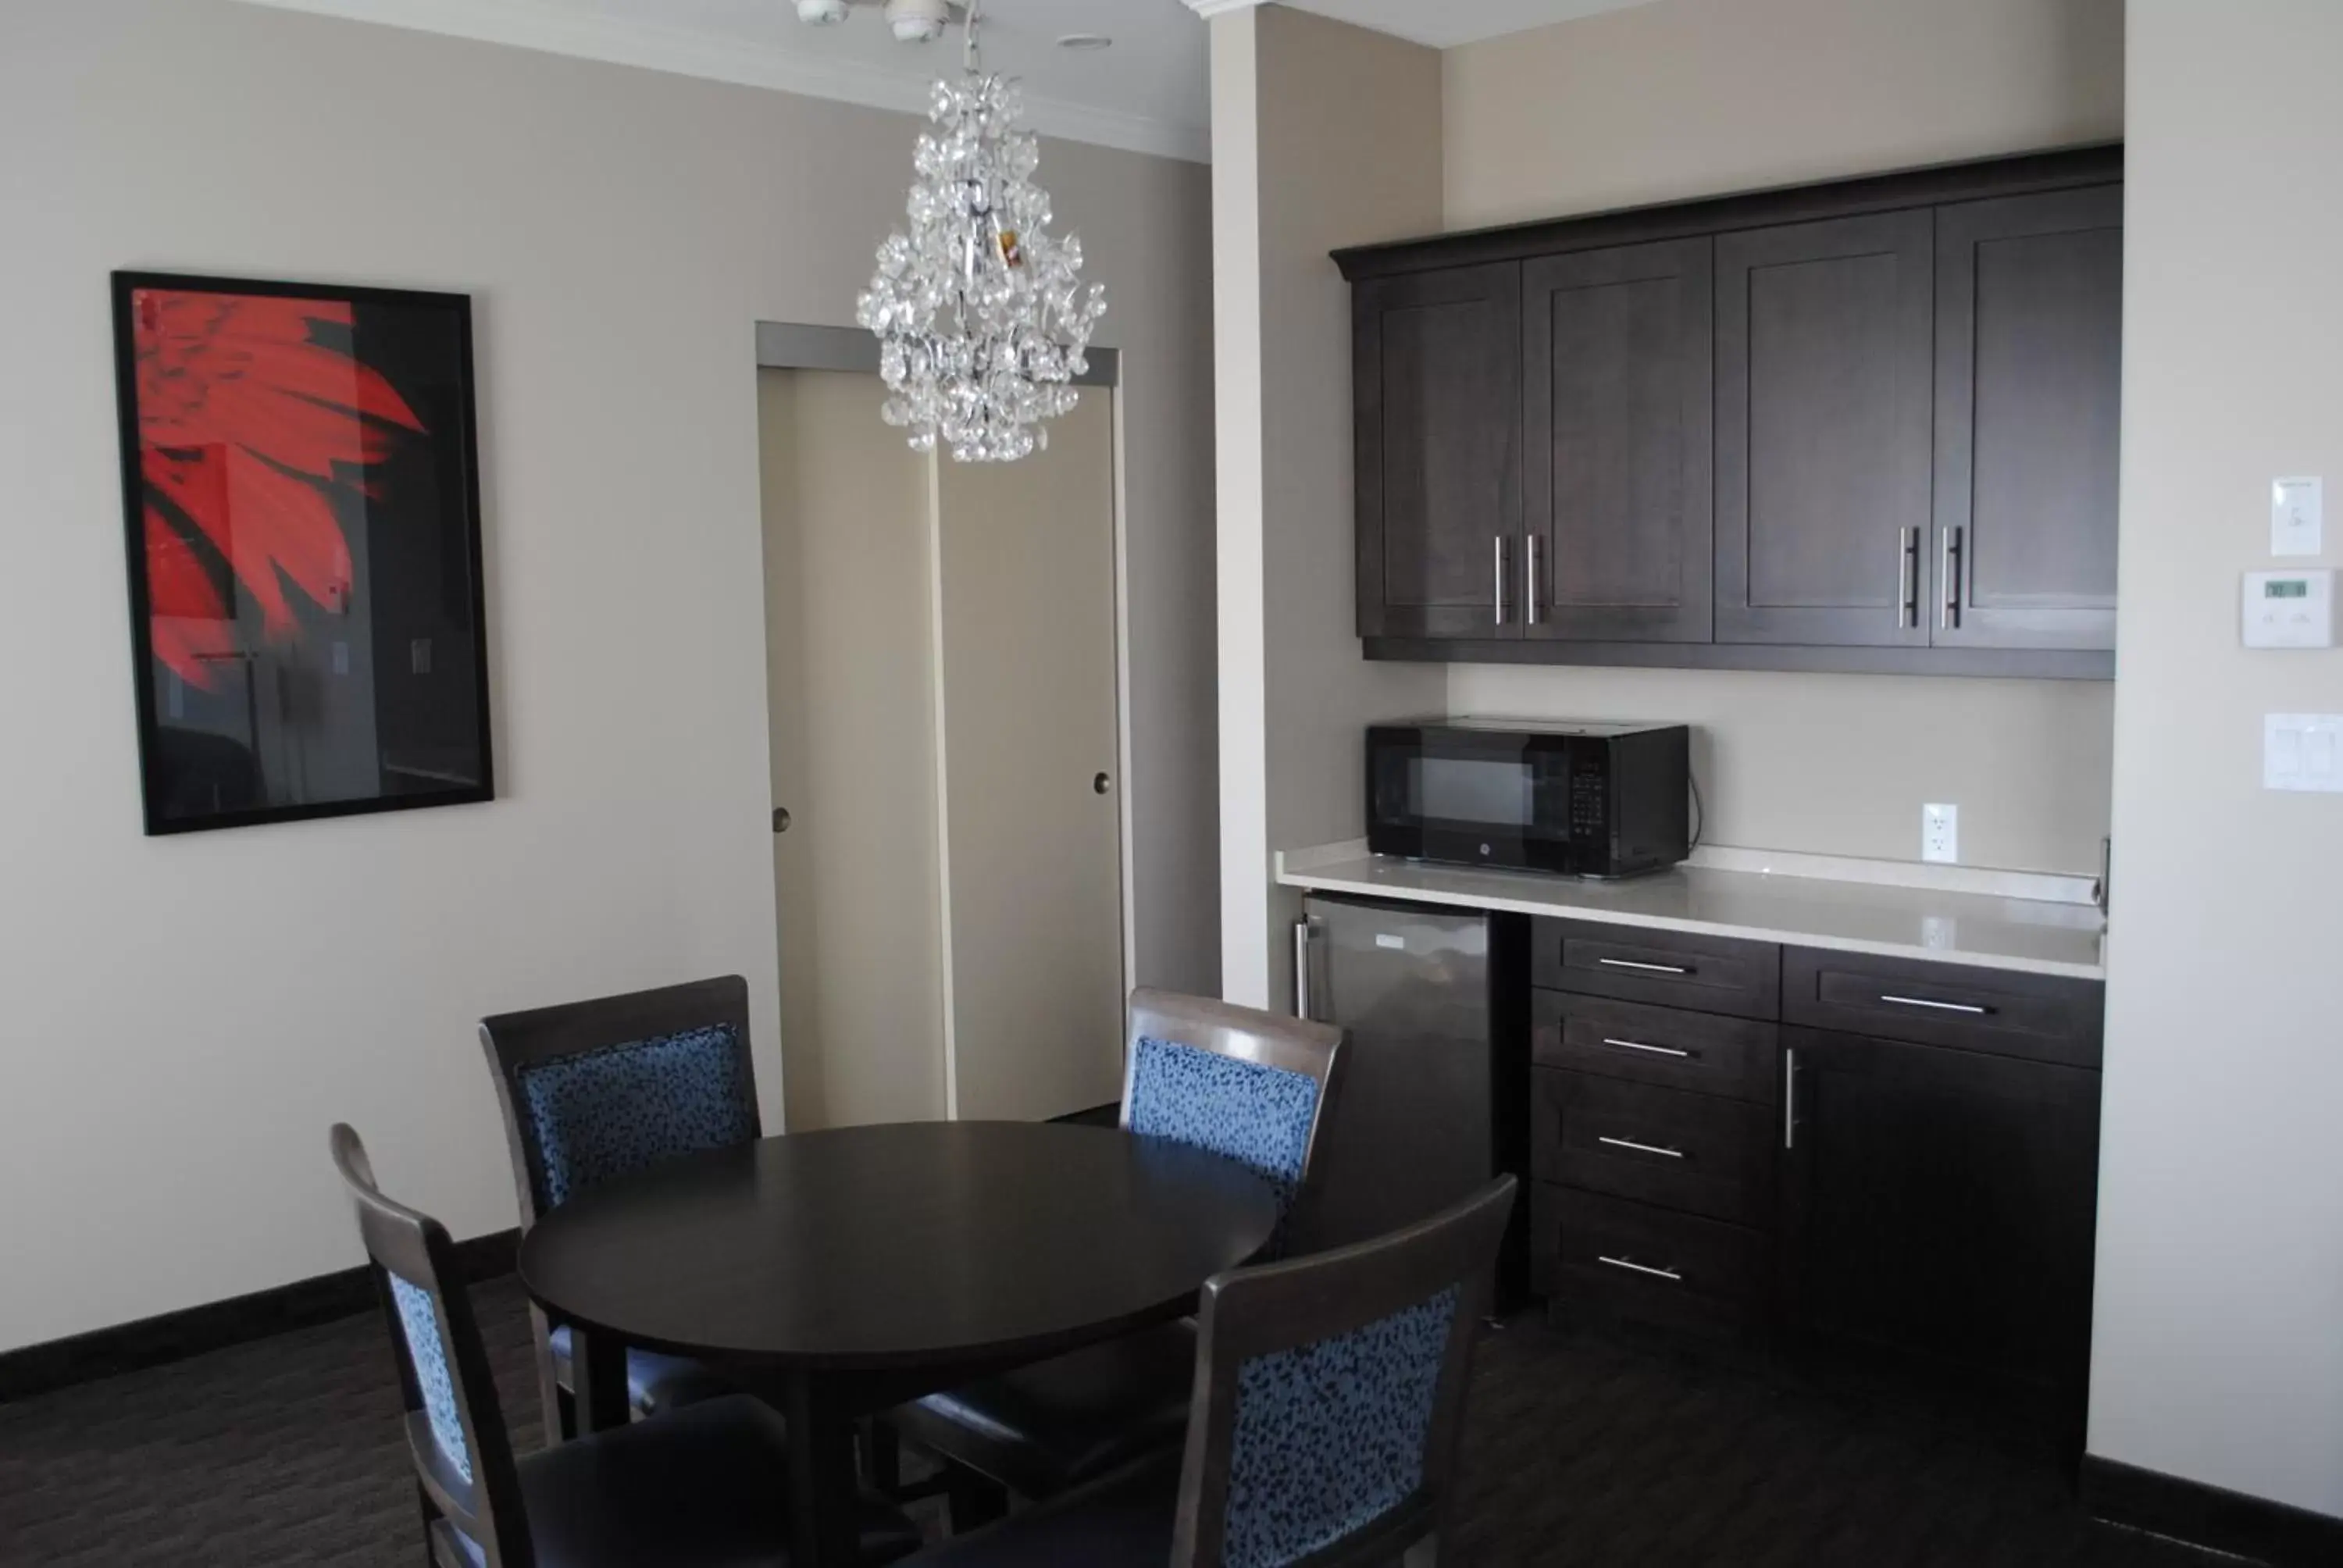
516 1121 1279 1372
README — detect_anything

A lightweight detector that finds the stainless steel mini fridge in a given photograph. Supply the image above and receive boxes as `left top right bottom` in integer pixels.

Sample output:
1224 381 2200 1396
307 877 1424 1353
1296 893 1528 1298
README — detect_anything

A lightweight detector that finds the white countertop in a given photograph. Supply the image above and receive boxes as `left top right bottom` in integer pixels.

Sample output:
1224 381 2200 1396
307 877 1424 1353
1275 841 2107 981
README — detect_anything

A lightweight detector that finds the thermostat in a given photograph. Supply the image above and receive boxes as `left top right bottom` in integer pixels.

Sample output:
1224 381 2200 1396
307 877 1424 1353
2242 569 2334 648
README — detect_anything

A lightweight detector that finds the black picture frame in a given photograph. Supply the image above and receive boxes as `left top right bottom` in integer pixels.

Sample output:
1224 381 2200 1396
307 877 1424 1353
111 270 494 836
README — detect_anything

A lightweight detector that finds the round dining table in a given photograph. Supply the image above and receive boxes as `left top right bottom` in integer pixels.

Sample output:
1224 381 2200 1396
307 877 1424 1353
517 1119 1279 1568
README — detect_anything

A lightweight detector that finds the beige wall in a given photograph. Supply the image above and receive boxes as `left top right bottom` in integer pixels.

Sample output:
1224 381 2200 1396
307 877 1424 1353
0 0 1214 1352
1441 0 2125 873
2090 0 2343 1519
1215 5 1447 1007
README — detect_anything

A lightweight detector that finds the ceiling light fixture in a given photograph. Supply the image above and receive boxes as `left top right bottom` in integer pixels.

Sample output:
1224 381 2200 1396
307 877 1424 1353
882 0 950 43
794 0 850 23
858 0 1107 462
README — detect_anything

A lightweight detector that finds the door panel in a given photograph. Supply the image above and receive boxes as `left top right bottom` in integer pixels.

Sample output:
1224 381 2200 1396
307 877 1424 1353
1717 212 1934 646
936 392 1126 1121
1353 264 1522 639
1524 239 1714 642
1934 187 2123 650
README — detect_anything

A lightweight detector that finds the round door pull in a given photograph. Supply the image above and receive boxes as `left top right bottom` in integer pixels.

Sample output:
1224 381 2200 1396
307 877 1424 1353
1093 773 1111 796
772 807 792 834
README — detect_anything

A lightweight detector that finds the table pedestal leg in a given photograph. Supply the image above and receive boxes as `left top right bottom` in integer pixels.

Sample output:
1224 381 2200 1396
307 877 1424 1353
785 1373 861 1568
569 1324 631 1434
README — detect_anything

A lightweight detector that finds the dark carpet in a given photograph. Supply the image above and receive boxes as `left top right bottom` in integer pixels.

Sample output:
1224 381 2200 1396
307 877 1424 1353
0 1278 2231 1566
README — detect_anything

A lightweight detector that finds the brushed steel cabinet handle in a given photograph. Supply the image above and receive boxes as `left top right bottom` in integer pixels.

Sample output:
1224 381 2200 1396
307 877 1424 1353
1292 921 1312 1021
1598 1135 1684 1160
1879 993 1991 1016
1597 957 1691 976
1597 1255 1683 1282
1601 1036 1691 1060
1525 533 1542 626
1897 526 1918 629
1941 526 1964 630
1783 1046 1797 1150
1493 536 1509 625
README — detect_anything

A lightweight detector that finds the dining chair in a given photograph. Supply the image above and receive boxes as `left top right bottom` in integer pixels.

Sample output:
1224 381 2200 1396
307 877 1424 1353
890 989 1347 1506
328 1124 923 1568
896 1174 1517 1568
480 976 760 1439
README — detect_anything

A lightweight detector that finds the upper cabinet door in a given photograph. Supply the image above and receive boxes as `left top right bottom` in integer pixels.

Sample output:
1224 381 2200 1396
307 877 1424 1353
1522 239 1714 643
1717 212 1935 647
1353 264 1524 640
1932 187 2123 651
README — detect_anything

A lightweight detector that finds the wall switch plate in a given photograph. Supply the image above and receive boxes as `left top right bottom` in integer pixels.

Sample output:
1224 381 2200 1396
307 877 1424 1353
2241 568 2335 648
2273 476 2323 556
1922 803 1958 864
2266 715 2343 792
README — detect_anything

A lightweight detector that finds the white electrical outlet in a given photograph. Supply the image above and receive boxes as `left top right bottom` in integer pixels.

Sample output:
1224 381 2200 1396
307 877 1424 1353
1922 803 1959 864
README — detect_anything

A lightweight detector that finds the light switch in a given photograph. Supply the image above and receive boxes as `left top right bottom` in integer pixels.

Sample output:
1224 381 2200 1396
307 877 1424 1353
2266 715 2343 792
2241 569 2335 648
2273 477 2323 557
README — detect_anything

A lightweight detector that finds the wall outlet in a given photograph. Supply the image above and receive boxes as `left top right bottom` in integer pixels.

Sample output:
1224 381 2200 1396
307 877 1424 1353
1922 803 1959 864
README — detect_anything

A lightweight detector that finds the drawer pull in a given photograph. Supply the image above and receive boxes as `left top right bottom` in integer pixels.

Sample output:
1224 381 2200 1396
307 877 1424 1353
1596 1255 1683 1283
1600 1035 1692 1060
1598 957 1692 976
1597 1135 1684 1160
1878 993 1992 1016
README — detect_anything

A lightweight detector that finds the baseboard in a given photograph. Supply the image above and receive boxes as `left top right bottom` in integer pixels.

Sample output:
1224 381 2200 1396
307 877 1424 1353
2082 1454 2343 1566
0 1228 519 1405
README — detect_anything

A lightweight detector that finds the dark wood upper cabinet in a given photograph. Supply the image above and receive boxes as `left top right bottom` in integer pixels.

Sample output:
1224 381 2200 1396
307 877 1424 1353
1716 211 1935 648
1933 186 2124 651
1335 146 2123 677
1352 263 1522 640
1522 239 1714 643
1780 1027 2101 1400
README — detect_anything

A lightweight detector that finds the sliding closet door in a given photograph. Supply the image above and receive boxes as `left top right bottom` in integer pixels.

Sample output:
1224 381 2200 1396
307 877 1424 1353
759 369 947 1130
934 394 1126 1122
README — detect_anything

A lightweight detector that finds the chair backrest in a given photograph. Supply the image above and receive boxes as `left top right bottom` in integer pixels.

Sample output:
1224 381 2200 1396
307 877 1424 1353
480 975 759 1227
1122 989 1347 1258
1171 1174 1517 1568
330 1124 533 1568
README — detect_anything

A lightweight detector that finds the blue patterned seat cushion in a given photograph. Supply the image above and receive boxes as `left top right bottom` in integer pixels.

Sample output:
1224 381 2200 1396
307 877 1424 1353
389 1274 472 1484
517 1025 754 1210
1128 1038 1320 1254
1221 1283 1461 1568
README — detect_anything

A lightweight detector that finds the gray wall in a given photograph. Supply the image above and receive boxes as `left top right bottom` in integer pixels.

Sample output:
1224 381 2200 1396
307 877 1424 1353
0 0 1215 1352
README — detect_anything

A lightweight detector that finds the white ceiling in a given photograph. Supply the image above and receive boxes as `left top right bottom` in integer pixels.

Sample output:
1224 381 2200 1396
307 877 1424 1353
231 0 1657 163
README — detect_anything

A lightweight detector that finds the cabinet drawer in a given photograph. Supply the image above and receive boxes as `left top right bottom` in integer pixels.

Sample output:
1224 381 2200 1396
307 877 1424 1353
1781 947 2103 1068
1532 1069 1774 1226
1534 990 1779 1103
1532 1184 1767 1334
1532 918 1780 1021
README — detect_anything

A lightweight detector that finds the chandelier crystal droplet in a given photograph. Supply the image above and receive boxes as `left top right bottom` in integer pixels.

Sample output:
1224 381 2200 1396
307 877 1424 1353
856 1 1107 463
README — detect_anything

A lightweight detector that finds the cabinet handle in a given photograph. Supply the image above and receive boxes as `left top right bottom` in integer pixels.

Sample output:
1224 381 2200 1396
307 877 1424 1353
1597 1255 1683 1283
1597 1135 1684 1160
1525 533 1542 626
1783 1046 1797 1150
1600 1036 1692 1060
1878 993 1992 1016
1941 526 1964 630
1493 536 1509 625
1597 957 1691 976
1897 526 1919 629
1292 921 1312 1021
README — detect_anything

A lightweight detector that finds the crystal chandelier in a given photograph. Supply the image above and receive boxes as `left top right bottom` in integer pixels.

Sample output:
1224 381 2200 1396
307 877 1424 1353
856 0 1107 462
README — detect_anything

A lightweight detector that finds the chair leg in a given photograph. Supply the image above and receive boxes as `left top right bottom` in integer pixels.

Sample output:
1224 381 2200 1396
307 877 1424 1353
943 1466 1011 1534
416 1481 440 1567
861 1418 903 1494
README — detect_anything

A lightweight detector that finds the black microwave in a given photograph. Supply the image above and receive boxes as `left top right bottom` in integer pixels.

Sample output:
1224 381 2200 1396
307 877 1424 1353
1366 720 1691 878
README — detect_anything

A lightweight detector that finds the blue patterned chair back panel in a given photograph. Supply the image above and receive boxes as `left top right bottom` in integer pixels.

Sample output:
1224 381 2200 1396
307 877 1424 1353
389 1274 473 1484
1220 1282 1461 1568
1128 1037 1319 1253
517 1024 755 1210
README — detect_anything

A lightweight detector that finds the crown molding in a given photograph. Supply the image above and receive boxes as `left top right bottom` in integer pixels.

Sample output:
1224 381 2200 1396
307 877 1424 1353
229 0 1210 163
1182 0 1264 15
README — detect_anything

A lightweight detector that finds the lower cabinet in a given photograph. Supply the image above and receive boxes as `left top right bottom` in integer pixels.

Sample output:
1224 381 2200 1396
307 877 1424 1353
1525 922 2105 1427
1778 1026 2102 1395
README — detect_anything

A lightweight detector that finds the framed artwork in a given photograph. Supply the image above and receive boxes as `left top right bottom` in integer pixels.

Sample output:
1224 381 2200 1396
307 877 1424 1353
111 272 492 835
